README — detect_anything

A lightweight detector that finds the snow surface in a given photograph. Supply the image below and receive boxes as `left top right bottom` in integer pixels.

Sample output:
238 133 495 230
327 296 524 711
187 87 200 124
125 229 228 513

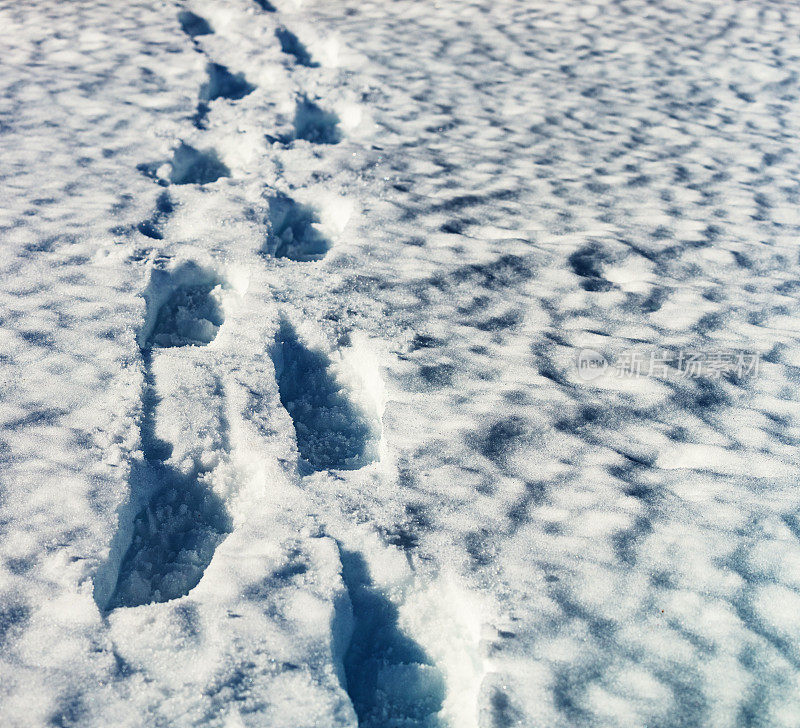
1 0 800 726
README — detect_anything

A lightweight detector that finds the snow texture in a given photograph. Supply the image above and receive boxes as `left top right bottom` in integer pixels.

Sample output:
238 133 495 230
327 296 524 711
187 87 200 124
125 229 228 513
1 0 800 726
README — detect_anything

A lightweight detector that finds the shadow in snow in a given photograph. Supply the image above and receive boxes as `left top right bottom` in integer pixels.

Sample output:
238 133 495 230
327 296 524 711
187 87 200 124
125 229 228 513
137 191 174 241
568 244 612 292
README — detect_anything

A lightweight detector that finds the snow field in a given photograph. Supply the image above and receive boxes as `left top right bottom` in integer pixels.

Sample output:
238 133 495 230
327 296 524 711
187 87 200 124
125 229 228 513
2 0 800 726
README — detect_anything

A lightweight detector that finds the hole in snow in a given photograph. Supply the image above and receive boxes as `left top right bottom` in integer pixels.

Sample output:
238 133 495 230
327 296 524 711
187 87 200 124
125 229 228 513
147 280 224 349
271 321 376 472
106 464 231 609
199 63 255 104
260 194 331 262
286 96 341 145
194 64 255 128
276 28 318 67
169 143 230 186
338 548 445 727
178 10 213 38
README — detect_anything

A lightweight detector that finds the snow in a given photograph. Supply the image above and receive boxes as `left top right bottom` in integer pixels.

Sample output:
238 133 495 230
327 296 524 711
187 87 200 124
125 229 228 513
1 0 800 725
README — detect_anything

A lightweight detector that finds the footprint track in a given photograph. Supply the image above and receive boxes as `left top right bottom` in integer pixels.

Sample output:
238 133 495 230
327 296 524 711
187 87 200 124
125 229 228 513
116 5 462 724
337 546 446 728
178 9 213 39
276 27 318 68
95 263 232 611
194 62 256 129
271 320 377 473
260 193 331 261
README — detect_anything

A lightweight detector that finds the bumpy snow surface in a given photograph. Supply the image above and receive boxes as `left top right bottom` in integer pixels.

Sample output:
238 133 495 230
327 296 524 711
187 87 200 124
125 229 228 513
1 0 800 726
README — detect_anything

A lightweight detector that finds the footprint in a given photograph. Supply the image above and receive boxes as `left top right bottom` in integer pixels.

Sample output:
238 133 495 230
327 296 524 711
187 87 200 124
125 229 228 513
260 193 331 261
146 275 224 348
270 320 377 472
136 191 174 241
337 547 445 727
178 10 213 38
568 243 613 292
276 96 341 145
194 63 256 129
275 28 318 68
107 464 231 609
95 263 232 611
169 142 230 185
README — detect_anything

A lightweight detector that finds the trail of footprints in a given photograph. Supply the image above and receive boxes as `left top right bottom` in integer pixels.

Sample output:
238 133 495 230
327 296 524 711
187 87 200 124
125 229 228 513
103 264 232 609
101 3 448 726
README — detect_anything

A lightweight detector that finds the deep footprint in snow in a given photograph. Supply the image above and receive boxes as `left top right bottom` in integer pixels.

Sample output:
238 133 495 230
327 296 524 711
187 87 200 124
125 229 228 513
137 191 174 241
260 193 331 261
169 142 230 185
271 320 376 472
338 548 445 727
276 27 318 67
146 275 225 348
274 96 341 145
97 265 232 610
178 10 213 38
107 464 231 609
194 63 256 129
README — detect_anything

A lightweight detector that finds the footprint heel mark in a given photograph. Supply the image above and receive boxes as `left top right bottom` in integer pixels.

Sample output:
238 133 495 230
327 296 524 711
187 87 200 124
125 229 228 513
169 142 230 185
276 96 341 146
276 28 318 68
95 263 232 611
260 193 331 261
178 10 213 38
270 320 377 472
336 547 445 727
137 191 175 241
194 63 256 129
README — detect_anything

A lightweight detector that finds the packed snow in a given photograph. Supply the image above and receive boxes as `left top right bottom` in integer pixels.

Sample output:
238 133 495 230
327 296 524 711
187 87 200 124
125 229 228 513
1 0 800 726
